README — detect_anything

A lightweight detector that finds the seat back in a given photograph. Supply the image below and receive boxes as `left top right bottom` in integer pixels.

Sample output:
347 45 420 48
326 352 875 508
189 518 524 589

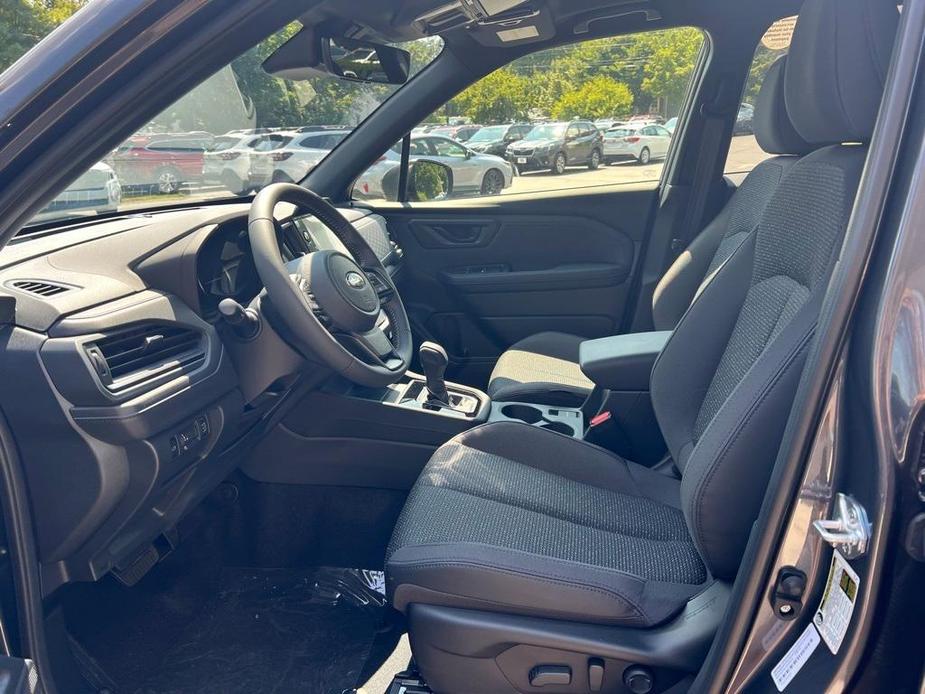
651 0 898 579
651 57 812 331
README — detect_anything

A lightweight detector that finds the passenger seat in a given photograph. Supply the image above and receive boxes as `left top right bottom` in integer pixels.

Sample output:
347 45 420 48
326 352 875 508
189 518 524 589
487 56 813 406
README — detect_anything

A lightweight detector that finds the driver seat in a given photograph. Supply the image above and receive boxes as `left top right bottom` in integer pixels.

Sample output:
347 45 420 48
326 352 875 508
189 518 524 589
386 1 897 691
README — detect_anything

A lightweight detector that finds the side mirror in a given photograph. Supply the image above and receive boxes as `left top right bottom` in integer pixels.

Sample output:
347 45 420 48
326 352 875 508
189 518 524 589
380 159 453 202
408 160 453 201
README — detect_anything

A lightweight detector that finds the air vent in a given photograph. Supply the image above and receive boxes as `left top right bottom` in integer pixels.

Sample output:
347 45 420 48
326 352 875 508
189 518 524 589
10 280 74 297
87 324 206 390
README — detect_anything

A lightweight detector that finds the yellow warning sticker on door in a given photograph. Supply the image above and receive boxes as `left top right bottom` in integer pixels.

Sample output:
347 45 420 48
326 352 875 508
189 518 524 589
813 549 860 654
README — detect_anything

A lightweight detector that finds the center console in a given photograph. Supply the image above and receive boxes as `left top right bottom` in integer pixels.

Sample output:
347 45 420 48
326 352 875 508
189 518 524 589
247 333 673 493
488 402 584 438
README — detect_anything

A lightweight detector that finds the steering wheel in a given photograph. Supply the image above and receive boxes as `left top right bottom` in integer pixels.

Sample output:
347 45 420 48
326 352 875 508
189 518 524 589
248 183 413 387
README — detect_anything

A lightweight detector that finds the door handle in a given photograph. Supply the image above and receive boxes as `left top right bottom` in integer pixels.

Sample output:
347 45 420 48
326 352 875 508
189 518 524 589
433 225 480 244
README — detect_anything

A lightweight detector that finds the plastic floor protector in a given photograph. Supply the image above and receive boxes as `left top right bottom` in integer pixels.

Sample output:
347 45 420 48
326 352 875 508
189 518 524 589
135 567 390 694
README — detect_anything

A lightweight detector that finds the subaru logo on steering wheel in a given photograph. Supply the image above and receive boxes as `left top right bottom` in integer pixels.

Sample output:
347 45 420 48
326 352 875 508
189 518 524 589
345 271 366 289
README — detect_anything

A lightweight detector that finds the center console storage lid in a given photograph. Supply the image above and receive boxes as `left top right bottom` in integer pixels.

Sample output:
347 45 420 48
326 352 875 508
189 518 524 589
579 331 672 391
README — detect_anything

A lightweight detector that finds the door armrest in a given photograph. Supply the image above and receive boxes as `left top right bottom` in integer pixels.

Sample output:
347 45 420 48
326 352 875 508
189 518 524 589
579 331 672 391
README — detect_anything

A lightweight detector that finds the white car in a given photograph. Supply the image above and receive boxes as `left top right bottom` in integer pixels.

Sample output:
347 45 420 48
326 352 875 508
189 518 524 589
204 132 296 194
269 129 351 183
603 123 673 165
355 135 514 200
37 162 121 220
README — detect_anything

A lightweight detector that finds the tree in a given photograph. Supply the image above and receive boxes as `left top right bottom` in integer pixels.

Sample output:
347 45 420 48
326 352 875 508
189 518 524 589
452 69 529 124
0 0 89 73
630 27 704 116
552 77 633 120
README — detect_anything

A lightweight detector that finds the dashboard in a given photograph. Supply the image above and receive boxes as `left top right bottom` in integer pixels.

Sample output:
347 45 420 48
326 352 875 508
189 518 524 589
196 209 398 318
0 202 400 594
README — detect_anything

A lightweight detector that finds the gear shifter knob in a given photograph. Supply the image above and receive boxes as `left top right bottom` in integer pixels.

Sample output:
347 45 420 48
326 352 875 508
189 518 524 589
419 341 450 406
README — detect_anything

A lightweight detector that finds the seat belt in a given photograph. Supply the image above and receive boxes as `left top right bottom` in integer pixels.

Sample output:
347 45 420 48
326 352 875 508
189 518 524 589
670 74 737 263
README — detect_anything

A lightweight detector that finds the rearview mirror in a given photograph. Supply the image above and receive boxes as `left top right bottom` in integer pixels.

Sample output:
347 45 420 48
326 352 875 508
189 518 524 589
322 37 411 85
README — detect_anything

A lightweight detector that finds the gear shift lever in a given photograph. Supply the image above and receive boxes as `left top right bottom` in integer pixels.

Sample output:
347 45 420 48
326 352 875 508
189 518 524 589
419 341 450 406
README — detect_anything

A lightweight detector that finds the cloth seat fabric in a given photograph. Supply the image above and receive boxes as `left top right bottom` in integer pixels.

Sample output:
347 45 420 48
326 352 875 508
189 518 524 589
487 56 809 406
387 422 708 627
387 0 898 639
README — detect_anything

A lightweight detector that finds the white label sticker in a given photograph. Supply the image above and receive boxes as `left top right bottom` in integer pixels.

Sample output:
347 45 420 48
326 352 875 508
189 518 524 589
771 623 821 691
813 549 860 654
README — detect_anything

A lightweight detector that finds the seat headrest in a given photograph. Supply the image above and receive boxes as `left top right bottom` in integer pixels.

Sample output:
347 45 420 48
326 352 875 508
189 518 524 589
754 57 812 155
785 0 898 146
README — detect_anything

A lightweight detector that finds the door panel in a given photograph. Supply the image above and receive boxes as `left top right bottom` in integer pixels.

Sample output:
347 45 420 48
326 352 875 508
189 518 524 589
373 185 657 386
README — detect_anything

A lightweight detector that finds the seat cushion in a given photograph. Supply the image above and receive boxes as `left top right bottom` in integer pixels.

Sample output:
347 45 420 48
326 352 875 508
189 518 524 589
386 422 710 628
487 332 593 406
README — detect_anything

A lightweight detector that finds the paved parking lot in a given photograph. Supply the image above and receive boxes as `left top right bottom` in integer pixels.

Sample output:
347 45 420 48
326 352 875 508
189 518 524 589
502 134 768 196
110 134 768 214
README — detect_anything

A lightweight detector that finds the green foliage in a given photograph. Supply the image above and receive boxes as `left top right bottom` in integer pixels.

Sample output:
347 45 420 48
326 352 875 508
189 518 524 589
453 69 530 124
551 77 632 120
440 28 705 125
1 3 711 133
630 27 703 116
0 0 88 73
743 45 786 105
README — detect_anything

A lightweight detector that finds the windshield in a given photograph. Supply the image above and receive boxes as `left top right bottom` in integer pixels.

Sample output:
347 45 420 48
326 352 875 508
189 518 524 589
468 126 507 142
10 14 442 228
524 124 567 140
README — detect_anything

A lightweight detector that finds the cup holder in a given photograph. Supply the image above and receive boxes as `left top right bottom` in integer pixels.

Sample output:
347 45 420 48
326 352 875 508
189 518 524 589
540 421 575 436
500 404 544 424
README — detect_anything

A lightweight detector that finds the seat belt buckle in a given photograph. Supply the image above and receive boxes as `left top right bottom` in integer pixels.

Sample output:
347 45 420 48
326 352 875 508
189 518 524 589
589 411 612 428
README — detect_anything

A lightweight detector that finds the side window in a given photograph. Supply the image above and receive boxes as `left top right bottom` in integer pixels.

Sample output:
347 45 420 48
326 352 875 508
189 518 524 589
408 140 431 156
724 16 797 177
431 138 468 158
355 26 705 202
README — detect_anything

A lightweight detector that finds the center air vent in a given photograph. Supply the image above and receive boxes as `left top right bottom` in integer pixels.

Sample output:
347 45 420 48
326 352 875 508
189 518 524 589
86 324 206 390
10 280 74 297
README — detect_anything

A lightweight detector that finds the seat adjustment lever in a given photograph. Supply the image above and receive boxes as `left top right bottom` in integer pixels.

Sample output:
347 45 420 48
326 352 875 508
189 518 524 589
529 665 571 687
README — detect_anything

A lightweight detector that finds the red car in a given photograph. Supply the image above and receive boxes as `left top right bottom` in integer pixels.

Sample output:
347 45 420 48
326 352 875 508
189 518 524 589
108 134 210 194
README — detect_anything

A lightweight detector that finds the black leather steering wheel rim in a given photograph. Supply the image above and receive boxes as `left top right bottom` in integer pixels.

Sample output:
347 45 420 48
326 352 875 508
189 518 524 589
248 183 412 387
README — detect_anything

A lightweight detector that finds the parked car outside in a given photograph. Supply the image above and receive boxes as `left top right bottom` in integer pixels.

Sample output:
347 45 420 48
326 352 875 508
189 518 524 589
603 123 672 165
505 120 603 174
464 123 533 156
428 124 481 142
294 124 348 133
35 162 122 221
734 102 755 135
203 134 256 195
355 134 514 200
240 131 298 191
626 113 665 126
593 118 625 131
269 129 351 183
108 134 211 194
665 117 678 135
